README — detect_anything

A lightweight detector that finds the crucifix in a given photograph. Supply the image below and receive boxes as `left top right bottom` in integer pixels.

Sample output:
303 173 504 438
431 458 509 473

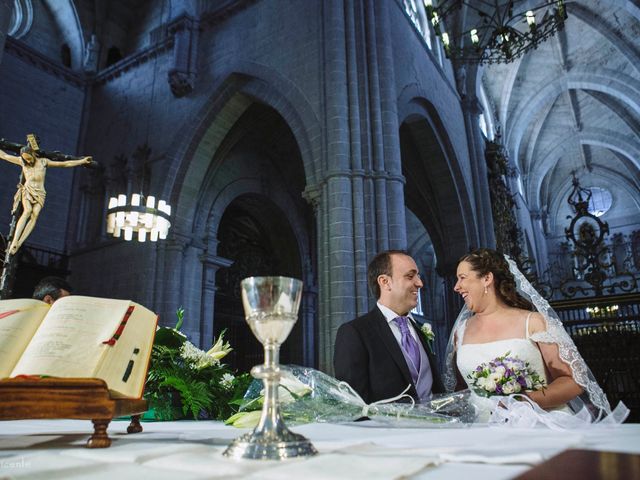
0 134 93 299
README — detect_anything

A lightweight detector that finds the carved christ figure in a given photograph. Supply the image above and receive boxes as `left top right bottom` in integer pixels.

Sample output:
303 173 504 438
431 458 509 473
0 145 91 255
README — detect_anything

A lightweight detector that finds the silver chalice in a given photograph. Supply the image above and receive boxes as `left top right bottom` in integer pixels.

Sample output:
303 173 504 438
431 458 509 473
223 276 317 460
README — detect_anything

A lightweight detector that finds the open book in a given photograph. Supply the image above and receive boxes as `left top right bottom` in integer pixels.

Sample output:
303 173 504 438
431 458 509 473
0 296 158 398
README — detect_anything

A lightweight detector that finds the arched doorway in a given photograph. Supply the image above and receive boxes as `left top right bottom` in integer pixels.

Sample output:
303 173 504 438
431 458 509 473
214 194 304 373
399 107 472 347
195 101 316 373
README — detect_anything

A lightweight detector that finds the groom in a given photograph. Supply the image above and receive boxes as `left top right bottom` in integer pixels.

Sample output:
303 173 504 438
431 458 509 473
334 250 444 404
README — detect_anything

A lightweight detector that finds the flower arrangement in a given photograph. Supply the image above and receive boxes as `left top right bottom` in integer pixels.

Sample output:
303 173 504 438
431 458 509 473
467 351 546 397
225 366 467 428
225 372 313 428
420 322 435 353
144 307 251 420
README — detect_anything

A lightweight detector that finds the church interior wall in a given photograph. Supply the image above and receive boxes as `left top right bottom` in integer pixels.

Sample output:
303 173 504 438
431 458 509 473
0 48 84 254
388 1 472 186
1 0 487 370
388 2 479 264
196 0 324 131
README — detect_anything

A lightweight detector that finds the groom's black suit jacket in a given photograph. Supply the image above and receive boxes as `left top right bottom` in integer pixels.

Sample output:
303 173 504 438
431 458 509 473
333 307 444 404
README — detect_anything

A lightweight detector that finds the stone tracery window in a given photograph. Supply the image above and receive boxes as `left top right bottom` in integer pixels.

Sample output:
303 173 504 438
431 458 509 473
587 187 613 217
403 0 437 51
402 0 450 67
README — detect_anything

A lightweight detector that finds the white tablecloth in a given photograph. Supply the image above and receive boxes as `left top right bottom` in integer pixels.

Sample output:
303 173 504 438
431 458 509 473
1 419 639 479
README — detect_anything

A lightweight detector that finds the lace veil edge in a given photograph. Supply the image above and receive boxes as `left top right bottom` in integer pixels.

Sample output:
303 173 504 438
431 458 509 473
442 254 613 418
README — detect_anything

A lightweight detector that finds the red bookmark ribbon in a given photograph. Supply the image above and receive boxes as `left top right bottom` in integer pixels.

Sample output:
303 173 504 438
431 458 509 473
0 309 20 320
102 306 135 346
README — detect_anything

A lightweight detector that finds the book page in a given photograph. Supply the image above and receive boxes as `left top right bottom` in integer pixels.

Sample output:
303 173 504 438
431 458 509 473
0 299 50 377
95 302 158 398
10 296 132 378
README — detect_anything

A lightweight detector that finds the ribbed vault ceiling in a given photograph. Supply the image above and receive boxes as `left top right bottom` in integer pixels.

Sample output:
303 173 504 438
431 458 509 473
481 0 640 233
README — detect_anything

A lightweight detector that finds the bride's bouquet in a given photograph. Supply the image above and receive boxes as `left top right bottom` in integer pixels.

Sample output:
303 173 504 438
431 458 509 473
467 351 545 397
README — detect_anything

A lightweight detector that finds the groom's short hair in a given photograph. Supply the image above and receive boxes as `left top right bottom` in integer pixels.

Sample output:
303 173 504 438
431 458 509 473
367 250 410 299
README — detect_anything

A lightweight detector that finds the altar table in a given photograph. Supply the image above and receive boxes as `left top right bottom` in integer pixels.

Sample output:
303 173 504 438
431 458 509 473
1 419 639 479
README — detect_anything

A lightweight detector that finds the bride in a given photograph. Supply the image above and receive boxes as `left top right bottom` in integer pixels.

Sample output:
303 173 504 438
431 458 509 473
443 248 627 426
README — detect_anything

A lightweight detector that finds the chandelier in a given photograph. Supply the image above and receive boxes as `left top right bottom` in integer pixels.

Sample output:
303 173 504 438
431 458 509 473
424 0 568 64
106 193 171 242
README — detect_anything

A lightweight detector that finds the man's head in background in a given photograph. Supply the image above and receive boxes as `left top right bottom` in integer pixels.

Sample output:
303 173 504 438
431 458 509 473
32 276 72 305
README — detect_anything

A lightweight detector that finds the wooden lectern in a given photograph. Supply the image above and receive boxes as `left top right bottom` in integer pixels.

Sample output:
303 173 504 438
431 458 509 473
0 377 148 448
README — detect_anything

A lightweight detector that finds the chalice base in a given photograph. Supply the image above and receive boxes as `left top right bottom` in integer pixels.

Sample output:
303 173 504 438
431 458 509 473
223 427 317 460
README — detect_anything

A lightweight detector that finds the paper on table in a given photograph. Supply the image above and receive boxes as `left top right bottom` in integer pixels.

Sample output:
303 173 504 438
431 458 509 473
62 442 209 464
141 450 267 478
242 452 438 480
7 459 207 480
436 430 585 467
438 451 543 465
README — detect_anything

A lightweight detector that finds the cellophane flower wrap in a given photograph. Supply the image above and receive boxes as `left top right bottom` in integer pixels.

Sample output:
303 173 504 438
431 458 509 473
467 351 546 397
225 365 477 428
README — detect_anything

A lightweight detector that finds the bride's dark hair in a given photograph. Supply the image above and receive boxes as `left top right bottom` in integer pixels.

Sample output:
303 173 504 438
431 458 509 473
459 248 533 310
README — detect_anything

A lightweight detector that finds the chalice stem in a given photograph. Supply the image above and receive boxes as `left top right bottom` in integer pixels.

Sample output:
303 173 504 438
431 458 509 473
256 343 283 433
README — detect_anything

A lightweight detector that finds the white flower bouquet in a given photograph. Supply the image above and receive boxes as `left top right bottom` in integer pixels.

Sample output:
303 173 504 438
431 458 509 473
467 351 546 397
144 308 251 420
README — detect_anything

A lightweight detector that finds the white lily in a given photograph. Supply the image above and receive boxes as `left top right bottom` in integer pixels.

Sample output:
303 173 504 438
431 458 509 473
225 410 262 429
206 334 233 361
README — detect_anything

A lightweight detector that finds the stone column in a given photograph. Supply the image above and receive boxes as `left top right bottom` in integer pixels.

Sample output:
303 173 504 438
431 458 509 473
530 209 550 275
157 233 190 328
344 0 369 317
315 0 358 372
199 252 233 348
459 65 496 248
374 0 407 249
301 281 318 367
0 0 13 66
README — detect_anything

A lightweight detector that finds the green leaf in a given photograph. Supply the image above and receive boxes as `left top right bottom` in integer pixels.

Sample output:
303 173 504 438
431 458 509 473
153 327 186 348
175 306 185 331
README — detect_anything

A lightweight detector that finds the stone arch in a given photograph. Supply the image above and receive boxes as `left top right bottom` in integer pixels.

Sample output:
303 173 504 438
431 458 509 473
498 2 640 130
506 69 640 162
160 65 321 239
497 56 524 129
529 128 640 209
569 3 640 76
212 190 309 371
9 0 33 38
547 166 640 234
397 95 475 271
158 82 317 360
43 0 83 69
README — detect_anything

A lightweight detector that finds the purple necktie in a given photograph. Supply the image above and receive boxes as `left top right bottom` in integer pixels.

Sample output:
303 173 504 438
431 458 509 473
393 316 421 381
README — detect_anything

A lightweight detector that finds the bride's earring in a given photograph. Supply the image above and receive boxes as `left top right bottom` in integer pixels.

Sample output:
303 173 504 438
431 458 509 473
484 286 488 295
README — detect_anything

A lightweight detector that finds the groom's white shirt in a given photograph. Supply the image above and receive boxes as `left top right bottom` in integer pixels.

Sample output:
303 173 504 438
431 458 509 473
377 302 420 347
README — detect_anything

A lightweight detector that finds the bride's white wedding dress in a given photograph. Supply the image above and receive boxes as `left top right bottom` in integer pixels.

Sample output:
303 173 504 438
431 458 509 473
455 313 572 421
445 254 628 427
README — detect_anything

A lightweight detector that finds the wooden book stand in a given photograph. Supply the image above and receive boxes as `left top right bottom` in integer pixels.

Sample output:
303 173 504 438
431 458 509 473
0 377 148 448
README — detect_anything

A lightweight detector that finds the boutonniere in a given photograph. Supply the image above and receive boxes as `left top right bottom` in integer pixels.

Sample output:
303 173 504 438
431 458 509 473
420 323 435 354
